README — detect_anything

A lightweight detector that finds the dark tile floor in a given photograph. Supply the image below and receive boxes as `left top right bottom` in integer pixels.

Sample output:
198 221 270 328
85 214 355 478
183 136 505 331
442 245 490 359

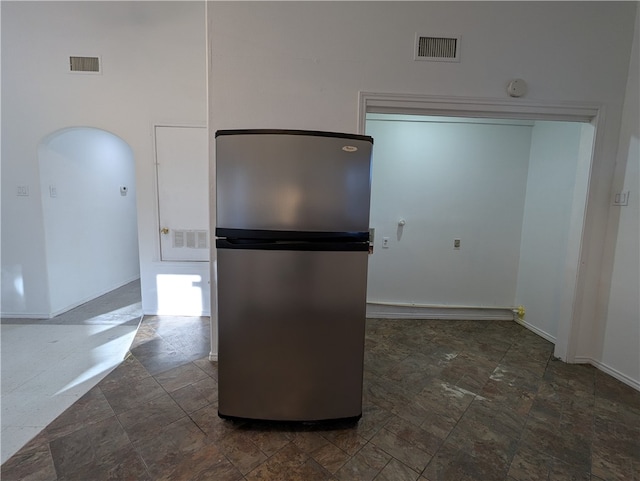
2 317 639 481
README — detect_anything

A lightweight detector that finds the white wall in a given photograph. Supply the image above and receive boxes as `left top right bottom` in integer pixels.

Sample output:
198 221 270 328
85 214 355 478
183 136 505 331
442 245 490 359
38 128 139 316
366 115 532 307
515 121 590 341
365 116 594 333
1 1 207 317
594 9 640 388
208 1 637 379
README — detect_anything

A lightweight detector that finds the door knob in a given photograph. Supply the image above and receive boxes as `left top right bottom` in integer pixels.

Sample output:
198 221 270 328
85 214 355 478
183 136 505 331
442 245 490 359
160 227 169 235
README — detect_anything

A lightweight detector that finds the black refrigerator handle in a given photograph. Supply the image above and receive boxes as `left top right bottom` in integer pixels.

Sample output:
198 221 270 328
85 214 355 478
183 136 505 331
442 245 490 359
215 228 369 243
215 238 369 252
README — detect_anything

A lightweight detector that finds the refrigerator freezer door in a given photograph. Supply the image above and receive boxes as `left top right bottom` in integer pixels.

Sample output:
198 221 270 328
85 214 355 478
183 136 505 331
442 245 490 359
216 131 372 233
217 247 368 421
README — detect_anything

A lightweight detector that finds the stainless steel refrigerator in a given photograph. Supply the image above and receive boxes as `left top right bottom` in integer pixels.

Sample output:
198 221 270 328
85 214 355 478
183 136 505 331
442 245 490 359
215 129 373 422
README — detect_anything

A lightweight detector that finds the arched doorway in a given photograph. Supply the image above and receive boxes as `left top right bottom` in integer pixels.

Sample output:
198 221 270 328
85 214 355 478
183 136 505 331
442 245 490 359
38 127 140 315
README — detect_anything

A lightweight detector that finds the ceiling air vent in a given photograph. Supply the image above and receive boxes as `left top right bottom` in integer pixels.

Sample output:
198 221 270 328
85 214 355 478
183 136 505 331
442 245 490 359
414 35 460 62
69 56 100 73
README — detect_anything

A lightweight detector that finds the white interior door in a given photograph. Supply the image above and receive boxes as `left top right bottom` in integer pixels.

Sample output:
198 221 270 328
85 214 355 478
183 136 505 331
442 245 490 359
156 125 209 261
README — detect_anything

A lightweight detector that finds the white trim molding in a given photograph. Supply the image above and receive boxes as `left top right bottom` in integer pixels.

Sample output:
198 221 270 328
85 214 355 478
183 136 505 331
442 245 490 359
574 356 640 392
513 317 557 344
367 302 515 321
357 91 600 134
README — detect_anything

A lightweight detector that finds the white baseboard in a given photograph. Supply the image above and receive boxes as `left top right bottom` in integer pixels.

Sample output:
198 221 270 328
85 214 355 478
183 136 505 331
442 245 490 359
48 276 141 318
574 356 640 392
1 276 140 319
208 351 218 362
513 317 557 343
366 303 514 321
0 311 51 319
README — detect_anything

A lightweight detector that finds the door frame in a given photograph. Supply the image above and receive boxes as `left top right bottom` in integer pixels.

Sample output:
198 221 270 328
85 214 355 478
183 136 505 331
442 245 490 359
358 91 603 363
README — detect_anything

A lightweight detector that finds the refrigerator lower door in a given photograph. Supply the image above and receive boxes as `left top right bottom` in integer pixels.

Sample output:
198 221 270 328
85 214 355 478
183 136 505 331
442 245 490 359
216 247 368 422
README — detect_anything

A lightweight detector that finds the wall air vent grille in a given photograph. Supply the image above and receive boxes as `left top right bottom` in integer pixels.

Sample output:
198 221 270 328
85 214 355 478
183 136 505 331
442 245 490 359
69 56 100 73
173 230 208 249
414 35 460 62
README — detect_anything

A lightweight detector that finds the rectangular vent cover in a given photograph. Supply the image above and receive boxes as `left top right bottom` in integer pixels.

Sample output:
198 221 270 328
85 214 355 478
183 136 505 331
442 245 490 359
173 230 208 249
69 56 100 73
415 35 460 62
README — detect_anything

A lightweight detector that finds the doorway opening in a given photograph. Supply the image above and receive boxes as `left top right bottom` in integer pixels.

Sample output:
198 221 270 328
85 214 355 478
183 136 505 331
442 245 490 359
38 127 140 316
359 93 600 363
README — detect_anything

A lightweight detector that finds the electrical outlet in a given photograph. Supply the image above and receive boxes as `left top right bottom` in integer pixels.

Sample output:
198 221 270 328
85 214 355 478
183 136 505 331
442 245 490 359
382 237 389 248
454 238 461 249
613 191 629 206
